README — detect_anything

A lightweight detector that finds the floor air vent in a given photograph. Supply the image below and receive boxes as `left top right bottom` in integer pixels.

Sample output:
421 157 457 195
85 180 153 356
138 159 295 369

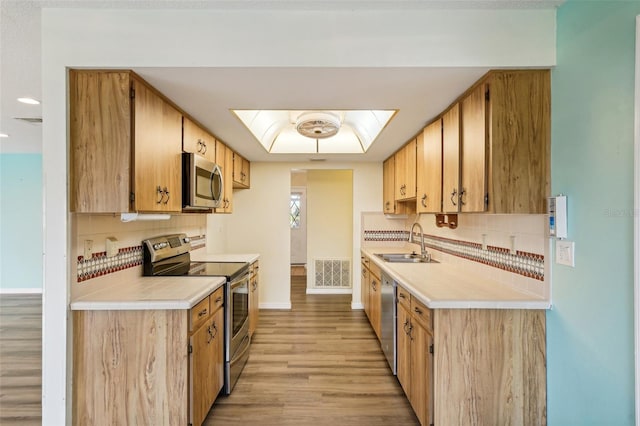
314 259 351 288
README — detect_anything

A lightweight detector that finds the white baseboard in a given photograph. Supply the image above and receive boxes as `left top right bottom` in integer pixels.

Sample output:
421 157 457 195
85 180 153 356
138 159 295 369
259 302 292 310
351 302 364 310
306 288 352 295
0 288 43 294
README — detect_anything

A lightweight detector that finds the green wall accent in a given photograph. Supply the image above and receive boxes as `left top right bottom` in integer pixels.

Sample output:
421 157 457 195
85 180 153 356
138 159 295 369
0 154 43 290
549 2 639 424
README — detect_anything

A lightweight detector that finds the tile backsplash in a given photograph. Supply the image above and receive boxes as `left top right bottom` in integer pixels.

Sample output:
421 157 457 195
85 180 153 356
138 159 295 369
362 212 550 300
71 213 207 286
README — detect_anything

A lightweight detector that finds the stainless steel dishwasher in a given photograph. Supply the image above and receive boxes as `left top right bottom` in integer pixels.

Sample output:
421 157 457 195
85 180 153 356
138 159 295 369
380 272 397 375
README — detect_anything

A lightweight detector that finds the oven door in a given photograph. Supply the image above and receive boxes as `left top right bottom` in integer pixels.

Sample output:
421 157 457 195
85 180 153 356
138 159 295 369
226 272 250 393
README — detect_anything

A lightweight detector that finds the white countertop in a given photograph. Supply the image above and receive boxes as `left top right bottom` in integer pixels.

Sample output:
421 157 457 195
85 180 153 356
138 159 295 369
70 274 226 311
362 247 550 310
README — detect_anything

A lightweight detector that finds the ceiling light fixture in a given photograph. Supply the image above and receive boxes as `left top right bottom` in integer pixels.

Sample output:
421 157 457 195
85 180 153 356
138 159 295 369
17 97 40 105
295 111 341 139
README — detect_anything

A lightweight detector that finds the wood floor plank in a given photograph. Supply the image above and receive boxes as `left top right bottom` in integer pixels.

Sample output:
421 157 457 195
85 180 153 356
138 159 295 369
204 276 418 425
0 294 42 425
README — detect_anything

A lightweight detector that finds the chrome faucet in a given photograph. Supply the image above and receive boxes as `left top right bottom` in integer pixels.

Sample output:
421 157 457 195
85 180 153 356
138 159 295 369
409 222 427 257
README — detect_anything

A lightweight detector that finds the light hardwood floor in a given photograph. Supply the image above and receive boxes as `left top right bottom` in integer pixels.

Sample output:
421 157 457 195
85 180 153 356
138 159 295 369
205 276 418 426
0 294 42 425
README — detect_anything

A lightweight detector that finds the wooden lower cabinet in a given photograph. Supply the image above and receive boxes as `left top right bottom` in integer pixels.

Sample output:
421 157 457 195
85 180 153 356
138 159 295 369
72 287 225 426
396 289 433 426
361 254 382 341
395 285 547 426
190 300 224 426
249 260 260 337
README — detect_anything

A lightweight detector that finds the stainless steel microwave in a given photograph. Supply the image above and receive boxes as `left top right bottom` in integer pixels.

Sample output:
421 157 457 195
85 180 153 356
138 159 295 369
182 152 223 209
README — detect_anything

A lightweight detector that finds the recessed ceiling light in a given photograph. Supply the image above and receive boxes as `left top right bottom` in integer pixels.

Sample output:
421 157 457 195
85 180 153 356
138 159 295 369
17 97 40 105
0 133 9 138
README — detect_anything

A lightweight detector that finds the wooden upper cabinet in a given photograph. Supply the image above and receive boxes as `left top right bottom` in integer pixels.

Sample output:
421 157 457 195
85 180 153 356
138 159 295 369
487 70 550 214
69 70 182 213
183 116 216 163
382 157 396 214
132 80 182 213
214 140 234 213
394 139 417 201
70 71 131 213
232 152 250 189
442 104 461 213
460 83 489 213
416 120 442 214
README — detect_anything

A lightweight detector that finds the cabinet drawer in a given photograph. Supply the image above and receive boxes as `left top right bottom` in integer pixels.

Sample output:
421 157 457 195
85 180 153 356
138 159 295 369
410 297 432 331
397 285 411 310
210 286 224 313
190 296 210 332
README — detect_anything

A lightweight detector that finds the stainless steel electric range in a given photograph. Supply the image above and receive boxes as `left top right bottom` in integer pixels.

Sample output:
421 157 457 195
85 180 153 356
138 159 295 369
142 233 250 394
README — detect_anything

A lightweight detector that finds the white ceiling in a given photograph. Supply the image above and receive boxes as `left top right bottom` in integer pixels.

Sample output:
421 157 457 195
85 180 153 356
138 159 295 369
0 0 562 162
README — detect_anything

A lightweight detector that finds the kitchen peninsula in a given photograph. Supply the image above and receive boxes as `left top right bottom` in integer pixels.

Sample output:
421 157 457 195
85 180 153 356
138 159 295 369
361 246 548 426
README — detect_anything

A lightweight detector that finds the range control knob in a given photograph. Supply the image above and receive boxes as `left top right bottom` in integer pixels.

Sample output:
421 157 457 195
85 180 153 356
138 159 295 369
183 237 191 243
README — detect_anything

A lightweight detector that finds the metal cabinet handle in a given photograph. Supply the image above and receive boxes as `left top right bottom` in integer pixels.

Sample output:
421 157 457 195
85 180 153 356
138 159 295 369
156 186 164 204
214 296 222 303
201 142 207 154
459 188 466 206
450 189 458 206
398 293 407 300
414 307 423 315
421 194 427 207
198 308 208 317
163 187 170 204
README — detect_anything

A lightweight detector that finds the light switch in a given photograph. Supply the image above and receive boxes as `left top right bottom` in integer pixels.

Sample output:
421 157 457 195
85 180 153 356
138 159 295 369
556 240 575 267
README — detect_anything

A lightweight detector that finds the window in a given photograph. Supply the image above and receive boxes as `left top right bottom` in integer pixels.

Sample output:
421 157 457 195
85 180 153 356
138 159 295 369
290 193 301 229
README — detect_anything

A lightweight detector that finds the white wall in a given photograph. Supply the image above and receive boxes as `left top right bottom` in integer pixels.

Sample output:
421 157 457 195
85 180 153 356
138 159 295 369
41 7 556 423
307 170 353 291
222 162 379 309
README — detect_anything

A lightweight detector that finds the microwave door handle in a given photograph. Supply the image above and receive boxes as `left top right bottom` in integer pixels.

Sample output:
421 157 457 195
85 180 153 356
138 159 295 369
212 165 223 201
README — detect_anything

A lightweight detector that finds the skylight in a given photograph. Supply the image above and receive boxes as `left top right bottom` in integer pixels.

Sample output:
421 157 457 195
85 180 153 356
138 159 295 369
232 109 396 154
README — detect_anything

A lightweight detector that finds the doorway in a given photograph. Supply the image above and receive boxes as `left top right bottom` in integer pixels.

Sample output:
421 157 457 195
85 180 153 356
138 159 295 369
290 169 353 297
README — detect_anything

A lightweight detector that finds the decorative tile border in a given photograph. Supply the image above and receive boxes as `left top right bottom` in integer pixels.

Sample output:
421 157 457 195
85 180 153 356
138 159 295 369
76 234 207 282
364 230 544 281
77 246 143 282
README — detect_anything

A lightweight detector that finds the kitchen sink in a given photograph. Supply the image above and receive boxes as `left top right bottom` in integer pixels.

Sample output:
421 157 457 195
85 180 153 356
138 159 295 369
374 252 439 264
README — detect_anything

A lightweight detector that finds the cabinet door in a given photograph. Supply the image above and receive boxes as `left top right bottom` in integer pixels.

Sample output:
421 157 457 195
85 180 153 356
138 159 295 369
249 262 259 336
442 104 461 213
410 322 433 426
212 307 225 396
133 80 182 212
394 140 417 201
383 157 396 214
361 265 371 320
190 315 220 426
214 140 234 213
404 138 417 199
417 120 442 213
369 274 381 341
396 304 411 397
183 116 216 163
233 152 250 188
394 147 406 200
69 70 132 213
460 83 489 212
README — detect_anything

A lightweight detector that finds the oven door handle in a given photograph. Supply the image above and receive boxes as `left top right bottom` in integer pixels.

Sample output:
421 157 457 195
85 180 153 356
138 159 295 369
230 273 250 290
231 334 251 363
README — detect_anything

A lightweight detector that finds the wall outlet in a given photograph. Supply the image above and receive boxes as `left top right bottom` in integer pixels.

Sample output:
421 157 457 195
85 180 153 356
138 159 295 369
556 240 575 267
106 237 119 257
509 235 516 255
83 240 93 260
481 234 487 251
